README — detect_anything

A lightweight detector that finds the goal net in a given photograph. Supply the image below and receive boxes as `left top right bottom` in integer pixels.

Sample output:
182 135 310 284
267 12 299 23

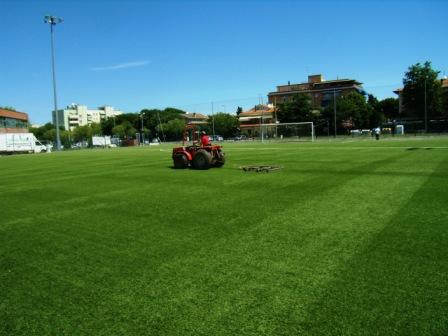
250 122 315 142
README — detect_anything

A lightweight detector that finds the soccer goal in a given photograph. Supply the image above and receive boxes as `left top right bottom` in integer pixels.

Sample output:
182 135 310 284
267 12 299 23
255 122 315 142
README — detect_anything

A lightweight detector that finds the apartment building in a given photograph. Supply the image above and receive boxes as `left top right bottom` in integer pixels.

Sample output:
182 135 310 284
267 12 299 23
268 74 364 108
238 104 275 136
52 104 123 130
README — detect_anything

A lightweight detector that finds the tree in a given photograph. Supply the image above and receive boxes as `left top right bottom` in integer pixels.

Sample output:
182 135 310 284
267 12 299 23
367 94 385 128
113 121 136 139
100 117 116 135
163 107 186 119
73 125 92 142
157 119 185 141
276 93 313 122
43 129 56 142
0 106 17 111
60 130 72 148
139 107 187 139
90 122 102 136
322 91 371 132
402 61 443 119
236 106 243 115
379 98 399 120
115 113 140 130
112 124 126 139
208 113 239 138
29 122 55 140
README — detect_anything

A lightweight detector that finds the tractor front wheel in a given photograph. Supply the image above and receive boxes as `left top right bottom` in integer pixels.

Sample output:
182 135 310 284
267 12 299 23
192 150 212 170
173 154 188 169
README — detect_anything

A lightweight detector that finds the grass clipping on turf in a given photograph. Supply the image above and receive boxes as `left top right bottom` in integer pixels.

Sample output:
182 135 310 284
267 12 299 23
241 165 282 173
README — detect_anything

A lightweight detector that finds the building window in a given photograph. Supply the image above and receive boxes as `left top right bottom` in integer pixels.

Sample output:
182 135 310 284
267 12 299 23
0 117 27 129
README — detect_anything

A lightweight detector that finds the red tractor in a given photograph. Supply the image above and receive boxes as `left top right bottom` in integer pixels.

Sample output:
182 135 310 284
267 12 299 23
172 125 225 169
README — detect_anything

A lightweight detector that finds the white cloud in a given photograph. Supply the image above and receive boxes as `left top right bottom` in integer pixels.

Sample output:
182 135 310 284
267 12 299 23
91 60 150 71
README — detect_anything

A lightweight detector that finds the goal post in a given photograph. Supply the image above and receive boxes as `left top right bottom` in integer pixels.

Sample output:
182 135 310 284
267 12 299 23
256 122 315 142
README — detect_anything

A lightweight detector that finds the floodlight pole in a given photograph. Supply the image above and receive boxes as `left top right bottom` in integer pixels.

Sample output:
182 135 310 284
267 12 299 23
45 15 63 150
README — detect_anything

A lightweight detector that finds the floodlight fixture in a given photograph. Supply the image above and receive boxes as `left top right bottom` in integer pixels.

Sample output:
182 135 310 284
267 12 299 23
44 15 63 25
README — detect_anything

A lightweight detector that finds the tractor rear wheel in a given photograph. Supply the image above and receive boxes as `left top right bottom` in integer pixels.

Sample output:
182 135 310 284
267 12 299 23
173 154 188 169
192 150 212 170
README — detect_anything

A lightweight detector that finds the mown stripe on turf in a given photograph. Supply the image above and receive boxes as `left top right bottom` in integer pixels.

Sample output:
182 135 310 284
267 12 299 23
87 151 431 334
297 156 448 335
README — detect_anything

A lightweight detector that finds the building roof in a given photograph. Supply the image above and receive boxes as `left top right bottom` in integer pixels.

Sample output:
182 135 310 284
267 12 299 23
276 78 362 89
0 109 28 121
182 112 209 120
313 78 362 85
239 105 274 118
269 75 362 97
442 78 448 88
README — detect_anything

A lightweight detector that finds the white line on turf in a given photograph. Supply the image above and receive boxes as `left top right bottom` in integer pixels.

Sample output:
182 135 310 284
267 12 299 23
228 146 448 150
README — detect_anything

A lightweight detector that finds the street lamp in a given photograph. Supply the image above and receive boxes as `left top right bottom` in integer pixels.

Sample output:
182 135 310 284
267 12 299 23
44 15 63 150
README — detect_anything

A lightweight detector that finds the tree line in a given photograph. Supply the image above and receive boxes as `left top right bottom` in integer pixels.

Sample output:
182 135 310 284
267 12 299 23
30 107 240 146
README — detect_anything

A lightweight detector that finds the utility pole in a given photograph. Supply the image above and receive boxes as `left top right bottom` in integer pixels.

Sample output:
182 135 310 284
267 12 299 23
45 15 63 150
274 97 278 139
211 102 215 137
424 77 428 133
333 88 337 138
157 111 165 143
140 113 144 145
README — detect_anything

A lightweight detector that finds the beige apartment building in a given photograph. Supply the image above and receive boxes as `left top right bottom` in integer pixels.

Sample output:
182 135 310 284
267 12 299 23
53 104 123 130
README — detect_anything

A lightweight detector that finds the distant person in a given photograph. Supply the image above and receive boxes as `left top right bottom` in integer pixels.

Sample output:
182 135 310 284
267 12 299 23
201 131 211 146
374 127 381 140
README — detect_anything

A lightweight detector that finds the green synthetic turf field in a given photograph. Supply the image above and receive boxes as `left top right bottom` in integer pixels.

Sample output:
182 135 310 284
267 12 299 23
1 137 448 335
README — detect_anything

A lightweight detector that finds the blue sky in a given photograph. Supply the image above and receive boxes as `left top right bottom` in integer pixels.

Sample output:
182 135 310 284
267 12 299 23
1 0 447 124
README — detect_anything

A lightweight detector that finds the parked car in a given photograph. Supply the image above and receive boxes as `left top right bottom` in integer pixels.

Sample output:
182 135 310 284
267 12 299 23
71 142 83 149
234 135 247 141
209 135 224 141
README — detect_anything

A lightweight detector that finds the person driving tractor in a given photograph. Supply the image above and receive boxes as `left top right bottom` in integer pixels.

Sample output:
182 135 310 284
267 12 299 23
201 131 211 146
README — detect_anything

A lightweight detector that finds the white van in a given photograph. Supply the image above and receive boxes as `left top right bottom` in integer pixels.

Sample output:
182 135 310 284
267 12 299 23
0 133 48 154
